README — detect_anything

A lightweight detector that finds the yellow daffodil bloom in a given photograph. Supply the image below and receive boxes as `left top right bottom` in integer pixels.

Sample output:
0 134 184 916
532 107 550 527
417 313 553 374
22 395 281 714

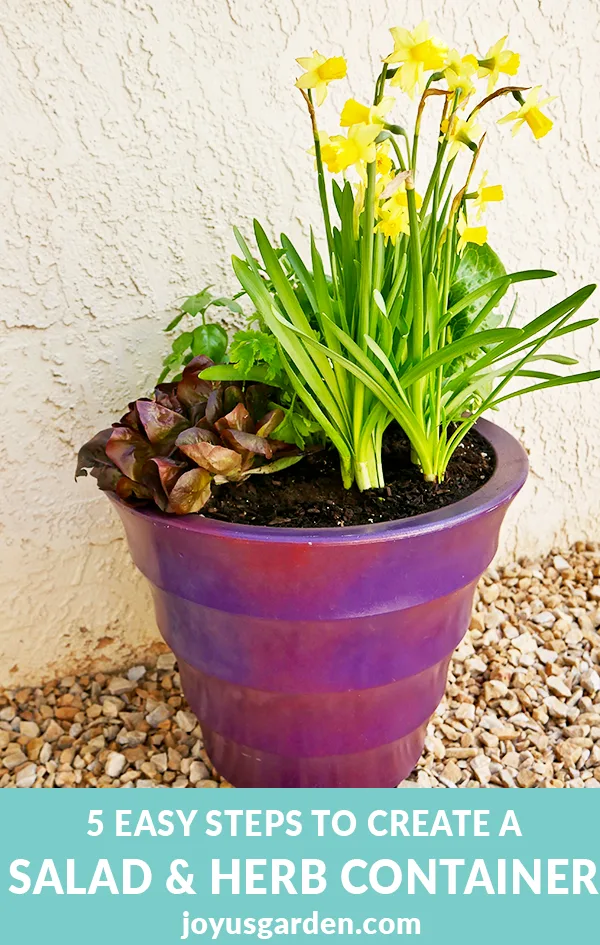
457 214 488 252
321 124 380 174
473 171 504 218
295 51 347 106
308 130 332 168
444 49 478 104
356 144 394 189
385 21 448 98
498 86 555 139
477 36 520 94
376 147 393 178
442 113 482 159
340 96 395 127
375 206 411 244
380 186 422 214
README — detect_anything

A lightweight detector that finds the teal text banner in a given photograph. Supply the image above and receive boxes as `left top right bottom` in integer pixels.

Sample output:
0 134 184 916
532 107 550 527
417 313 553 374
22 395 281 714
1 790 598 943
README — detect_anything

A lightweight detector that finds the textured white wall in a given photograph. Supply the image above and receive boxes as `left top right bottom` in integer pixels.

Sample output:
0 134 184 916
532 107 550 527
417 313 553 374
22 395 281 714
1 0 599 685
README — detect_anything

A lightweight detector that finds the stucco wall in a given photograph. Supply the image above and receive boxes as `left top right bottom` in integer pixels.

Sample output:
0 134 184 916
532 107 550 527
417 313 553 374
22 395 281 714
1 0 599 685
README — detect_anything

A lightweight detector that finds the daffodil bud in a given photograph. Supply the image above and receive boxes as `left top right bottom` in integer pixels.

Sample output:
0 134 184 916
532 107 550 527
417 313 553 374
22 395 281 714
384 122 406 135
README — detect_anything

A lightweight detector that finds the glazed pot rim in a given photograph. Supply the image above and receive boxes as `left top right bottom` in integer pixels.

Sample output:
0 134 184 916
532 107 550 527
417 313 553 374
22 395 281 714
109 418 528 545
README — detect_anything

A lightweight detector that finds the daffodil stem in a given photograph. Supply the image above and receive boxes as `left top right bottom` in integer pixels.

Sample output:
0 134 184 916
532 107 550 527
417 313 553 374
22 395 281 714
305 90 335 263
406 181 426 436
353 158 377 454
388 136 407 173
421 142 447 216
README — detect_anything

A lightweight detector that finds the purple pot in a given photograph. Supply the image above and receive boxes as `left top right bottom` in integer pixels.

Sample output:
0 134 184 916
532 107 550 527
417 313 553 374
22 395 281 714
111 419 527 787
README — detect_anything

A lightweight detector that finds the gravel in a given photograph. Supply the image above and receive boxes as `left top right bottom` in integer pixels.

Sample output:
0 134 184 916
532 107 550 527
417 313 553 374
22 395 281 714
1 542 599 789
403 541 600 788
0 661 229 788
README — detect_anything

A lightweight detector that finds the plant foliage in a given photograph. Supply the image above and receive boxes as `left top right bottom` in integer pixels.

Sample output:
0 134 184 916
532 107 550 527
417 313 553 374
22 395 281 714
198 24 599 490
76 356 301 514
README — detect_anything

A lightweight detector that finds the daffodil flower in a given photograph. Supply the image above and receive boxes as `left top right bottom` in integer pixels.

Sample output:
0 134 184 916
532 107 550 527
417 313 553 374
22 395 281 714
441 113 482 159
295 51 347 106
340 96 395 127
375 205 411 244
477 36 520 94
498 86 555 139
321 124 380 174
472 172 504 219
380 187 422 215
385 21 448 98
457 214 488 252
376 145 393 179
444 49 478 104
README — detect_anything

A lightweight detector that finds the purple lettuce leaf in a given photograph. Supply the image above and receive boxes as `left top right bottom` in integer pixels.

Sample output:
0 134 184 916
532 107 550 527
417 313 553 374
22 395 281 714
136 400 191 448
177 356 215 408
75 429 114 479
105 427 155 482
155 383 184 414
177 437 243 476
141 456 188 510
244 384 272 424
220 429 273 458
205 388 224 426
223 384 245 414
115 477 153 503
167 468 212 514
256 408 285 438
215 402 254 435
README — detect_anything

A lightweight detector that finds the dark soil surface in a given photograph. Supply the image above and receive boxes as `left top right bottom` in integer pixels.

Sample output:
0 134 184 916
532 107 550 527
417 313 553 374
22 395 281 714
202 426 495 528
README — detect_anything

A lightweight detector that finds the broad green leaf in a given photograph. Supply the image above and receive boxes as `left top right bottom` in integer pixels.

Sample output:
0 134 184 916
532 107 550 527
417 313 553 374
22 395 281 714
448 242 506 333
191 323 228 361
210 296 244 315
164 311 186 333
181 287 215 317
200 363 277 384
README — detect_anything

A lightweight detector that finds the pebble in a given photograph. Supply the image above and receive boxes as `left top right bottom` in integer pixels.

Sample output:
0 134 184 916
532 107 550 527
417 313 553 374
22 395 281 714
105 752 127 778
546 695 569 719
146 704 173 727
189 761 210 784
156 654 177 671
4 749 26 770
547 676 572 698
582 670 600 694
16 763 37 788
127 665 147 682
107 677 137 696
175 710 197 734
441 760 462 783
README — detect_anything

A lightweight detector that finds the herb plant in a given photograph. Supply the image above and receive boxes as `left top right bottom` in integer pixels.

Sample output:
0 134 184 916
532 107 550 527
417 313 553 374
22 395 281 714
200 23 599 490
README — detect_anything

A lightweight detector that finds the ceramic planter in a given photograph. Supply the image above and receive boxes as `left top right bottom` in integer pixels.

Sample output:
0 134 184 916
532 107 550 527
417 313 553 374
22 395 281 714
110 418 527 787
